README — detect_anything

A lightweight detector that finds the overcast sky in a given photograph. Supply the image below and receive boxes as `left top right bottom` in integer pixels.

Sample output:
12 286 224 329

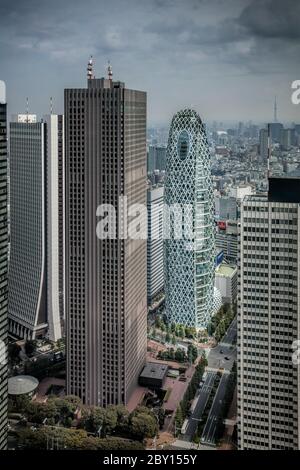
1 0 300 126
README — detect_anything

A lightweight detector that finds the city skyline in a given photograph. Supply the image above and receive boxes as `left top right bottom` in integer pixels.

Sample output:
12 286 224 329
1 0 300 125
1 0 300 457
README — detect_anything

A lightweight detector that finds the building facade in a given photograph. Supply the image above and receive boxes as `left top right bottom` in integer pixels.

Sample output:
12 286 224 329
259 128 268 162
164 109 215 328
0 82 8 450
65 67 147 406
9 116 48 339
44 114 64 341
215 264 237 305
147 185 164 304
8 115 63 341
238 177 300 449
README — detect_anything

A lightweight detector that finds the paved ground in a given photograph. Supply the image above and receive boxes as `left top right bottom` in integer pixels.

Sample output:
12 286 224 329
207 317 237 372
181 371 216 441
35 377 65 402
201 373 230 446
126 385 148 412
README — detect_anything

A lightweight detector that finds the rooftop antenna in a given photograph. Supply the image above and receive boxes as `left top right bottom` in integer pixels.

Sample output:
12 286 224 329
107 60 113 80
274 96 277 123
50 96 53 115
267 123 271 179
87 55 94 80
26 97 29 123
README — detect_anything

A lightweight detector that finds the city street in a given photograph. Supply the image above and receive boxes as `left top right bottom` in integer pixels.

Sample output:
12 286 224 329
201 373 230 446
207 317 237 372
181 317 237 443
181 371 216 442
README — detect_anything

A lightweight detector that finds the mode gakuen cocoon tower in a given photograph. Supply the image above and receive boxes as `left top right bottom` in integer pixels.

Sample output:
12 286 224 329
164 109 216 329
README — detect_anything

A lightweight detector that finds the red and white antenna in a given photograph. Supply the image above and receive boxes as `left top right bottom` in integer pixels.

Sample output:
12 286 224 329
87 56 94 80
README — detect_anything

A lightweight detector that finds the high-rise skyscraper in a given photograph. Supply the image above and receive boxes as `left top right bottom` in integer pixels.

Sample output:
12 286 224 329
147 145 166 173
147 185 164 304
0 81 8 450
65 63 147 406
8 114 63 341
259 128 268 162
268 122 283 143
238 177 300 450
164 109 215 328
44 114 65 340
9 115 48 339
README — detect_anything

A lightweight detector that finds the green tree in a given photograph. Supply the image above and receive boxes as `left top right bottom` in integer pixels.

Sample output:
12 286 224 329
25 339 37 356
130 413 157 440
8 342 21 363
175 348 186 363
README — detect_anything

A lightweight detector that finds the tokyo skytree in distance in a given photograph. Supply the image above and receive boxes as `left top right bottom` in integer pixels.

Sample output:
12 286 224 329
164 108 218 329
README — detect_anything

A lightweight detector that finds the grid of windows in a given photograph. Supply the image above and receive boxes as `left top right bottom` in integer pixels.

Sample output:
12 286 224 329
238 195 300 450
65 78 147 407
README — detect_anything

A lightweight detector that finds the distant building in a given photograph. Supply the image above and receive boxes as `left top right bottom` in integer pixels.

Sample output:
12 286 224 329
229 185 252 202
259 128 268 162
147 145 166 173
280 128 296 150
215 220 238 263
215 264 237 305
268 122 283 143
215 196 237 221
147 186 164 304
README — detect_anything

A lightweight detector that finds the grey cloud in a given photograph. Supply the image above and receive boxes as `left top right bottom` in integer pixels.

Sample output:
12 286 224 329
239 0 300 40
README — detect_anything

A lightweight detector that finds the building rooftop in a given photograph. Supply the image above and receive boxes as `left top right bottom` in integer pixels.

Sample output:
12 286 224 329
8 375 39 396
216 264 237 278
139 362 169 381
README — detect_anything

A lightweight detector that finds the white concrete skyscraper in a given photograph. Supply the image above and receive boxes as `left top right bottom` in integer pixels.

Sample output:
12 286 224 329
8 114 63 341
238 177 300 450
164 109 215 328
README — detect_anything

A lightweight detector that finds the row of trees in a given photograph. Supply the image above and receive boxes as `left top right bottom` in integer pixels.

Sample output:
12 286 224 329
18 427 144 450
79 405 158 441
9 395 81 428
157 344 198 364
11 395 158 443
154 316 197 340
175 353 207 430
23 357 66 380
207 303 235 342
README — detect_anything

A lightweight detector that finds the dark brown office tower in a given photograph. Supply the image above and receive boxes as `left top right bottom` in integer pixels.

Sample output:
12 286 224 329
65 63 147 406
